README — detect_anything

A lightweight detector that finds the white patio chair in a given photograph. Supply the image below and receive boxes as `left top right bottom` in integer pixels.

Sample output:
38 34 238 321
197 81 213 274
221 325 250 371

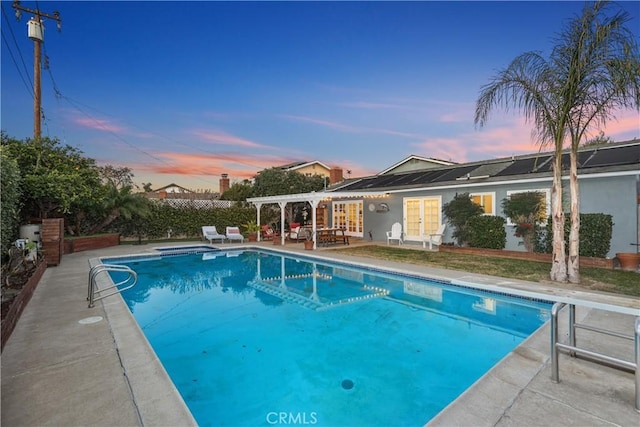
423 224 446 250
225 226 244 243
386 222 403 245
202 226 225 244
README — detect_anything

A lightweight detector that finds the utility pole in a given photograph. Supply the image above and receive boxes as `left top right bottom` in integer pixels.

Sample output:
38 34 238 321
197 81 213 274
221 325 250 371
12 0 61 140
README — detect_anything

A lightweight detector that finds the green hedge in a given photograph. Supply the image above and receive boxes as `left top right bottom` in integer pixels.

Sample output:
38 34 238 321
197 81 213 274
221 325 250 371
535 213 613 257
109 203 257 240
468 215 507 249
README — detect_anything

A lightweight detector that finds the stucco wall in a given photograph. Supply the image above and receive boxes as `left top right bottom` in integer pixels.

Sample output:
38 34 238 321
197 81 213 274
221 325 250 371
357 172 639 258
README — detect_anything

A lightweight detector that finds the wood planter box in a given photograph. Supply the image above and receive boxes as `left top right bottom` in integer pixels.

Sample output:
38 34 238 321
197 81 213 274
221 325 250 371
439 246 614 269
63 234 120 254
1 260 47 351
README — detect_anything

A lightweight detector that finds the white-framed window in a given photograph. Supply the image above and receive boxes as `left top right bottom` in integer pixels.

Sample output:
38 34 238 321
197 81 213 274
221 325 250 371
504 189 551 225
470 192 495 215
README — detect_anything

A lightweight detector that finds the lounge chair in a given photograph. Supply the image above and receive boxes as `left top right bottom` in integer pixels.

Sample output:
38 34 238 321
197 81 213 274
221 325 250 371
225 226 244 243
261 225 276 241
423 224 446 250
288 225 304 242
386 222 403 245
202 226 226 244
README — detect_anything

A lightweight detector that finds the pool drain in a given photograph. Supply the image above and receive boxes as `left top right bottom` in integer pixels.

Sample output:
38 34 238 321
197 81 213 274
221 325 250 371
341 379 354 390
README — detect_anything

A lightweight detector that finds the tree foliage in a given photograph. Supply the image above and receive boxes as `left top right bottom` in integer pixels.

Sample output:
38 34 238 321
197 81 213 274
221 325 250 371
1 133 102 220
221 180 253 202
501 191 546 252
98 165 134 188
475 1 640 282
0 146 23 255
442 193 484 246
89 185 151 234
252 168 324 197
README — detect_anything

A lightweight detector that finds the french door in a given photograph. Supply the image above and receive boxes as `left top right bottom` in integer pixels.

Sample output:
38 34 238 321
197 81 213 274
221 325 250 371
403 197 441 242
332 201 363 236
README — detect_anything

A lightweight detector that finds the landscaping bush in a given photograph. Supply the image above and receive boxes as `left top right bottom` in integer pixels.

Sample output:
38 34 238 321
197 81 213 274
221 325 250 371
442 193 484 246
536 213 613 257
0 149 22 257
109 202 257 241
468 215 506 249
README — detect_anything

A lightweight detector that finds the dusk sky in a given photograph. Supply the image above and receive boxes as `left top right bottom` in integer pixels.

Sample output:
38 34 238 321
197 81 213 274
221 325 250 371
2 1 639 192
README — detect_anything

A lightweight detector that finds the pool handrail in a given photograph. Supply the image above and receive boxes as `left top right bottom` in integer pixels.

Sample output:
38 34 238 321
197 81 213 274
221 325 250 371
550 302 640 412
88 263 137 308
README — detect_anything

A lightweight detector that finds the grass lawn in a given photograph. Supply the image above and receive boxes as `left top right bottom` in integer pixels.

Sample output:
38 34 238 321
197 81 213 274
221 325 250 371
330 245 640 298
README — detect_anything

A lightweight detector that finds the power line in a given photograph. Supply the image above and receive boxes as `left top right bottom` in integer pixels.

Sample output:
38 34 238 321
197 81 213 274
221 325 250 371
1 3 33 95
1 31 33 97
11 0 61 139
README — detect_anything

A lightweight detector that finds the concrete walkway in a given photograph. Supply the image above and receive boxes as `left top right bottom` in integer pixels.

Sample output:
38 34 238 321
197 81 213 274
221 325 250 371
2 242 639 426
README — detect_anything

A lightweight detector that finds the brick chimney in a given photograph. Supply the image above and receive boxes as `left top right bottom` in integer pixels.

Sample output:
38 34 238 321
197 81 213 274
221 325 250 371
219 173 230 194
329 168 343 184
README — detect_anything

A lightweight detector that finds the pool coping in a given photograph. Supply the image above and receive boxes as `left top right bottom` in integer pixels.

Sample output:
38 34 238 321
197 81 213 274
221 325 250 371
92 244 639 426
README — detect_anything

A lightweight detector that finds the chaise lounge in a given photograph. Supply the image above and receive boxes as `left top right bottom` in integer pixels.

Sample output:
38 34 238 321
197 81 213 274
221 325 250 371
225 226 244 243
202 226 226 244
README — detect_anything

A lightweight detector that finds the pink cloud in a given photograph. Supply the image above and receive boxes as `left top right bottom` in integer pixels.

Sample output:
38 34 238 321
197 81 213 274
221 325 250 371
73 117 125 133
282 114 424 139
340 101 410 110
595 112 639 140
411 138 468 163
191 129 271 149
282 115 359 132
130 151 300 180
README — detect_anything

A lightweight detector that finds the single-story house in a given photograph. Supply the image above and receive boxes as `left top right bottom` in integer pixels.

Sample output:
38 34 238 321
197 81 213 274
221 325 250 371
249 139 639 257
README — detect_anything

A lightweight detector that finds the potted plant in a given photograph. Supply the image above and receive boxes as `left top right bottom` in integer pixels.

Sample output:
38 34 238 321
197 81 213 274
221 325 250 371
242 220 261 242
24 241 38 263
303 229 315 250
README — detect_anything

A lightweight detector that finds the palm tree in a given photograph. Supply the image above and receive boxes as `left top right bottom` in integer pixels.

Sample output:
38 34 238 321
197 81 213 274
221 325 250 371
475 1 640 283
475 51 569 282
552 1 640 283
89 185 150 234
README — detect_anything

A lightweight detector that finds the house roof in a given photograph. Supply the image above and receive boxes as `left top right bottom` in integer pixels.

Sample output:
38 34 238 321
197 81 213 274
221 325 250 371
335 140 640 193
153 183 194 193
277 160 331 172
377 155 456 175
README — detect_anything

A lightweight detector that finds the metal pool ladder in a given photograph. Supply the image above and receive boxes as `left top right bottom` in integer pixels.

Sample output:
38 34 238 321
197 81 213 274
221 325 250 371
87 264 137 308
550 302 640 411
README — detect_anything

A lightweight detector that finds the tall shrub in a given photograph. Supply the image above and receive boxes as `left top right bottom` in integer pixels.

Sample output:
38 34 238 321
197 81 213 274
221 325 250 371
468 216 506 249
442 193 484 246
501 191 545 252
1 148 22 256
536 213 613 258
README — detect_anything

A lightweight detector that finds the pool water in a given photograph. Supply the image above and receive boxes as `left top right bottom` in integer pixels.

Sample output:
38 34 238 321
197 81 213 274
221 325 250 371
110 250 551 426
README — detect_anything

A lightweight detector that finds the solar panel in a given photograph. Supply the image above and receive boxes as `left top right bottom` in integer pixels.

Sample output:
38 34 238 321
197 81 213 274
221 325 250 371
430 165 479 182
337 143 638 192
581 145 640 168
494 155 553 176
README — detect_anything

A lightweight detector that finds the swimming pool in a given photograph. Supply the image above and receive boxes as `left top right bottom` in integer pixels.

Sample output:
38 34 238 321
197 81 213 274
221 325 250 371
107 249 551 426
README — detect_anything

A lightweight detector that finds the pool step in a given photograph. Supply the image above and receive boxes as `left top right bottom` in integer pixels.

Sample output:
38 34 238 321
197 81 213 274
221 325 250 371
247 280 390 311
247 280 323 310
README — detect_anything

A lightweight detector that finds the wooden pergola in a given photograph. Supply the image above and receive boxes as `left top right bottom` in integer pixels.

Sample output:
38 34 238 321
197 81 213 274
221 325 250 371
247 191 389 249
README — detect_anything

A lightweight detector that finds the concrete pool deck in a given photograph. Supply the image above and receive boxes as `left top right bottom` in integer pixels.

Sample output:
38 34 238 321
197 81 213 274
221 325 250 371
2 242 639 426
